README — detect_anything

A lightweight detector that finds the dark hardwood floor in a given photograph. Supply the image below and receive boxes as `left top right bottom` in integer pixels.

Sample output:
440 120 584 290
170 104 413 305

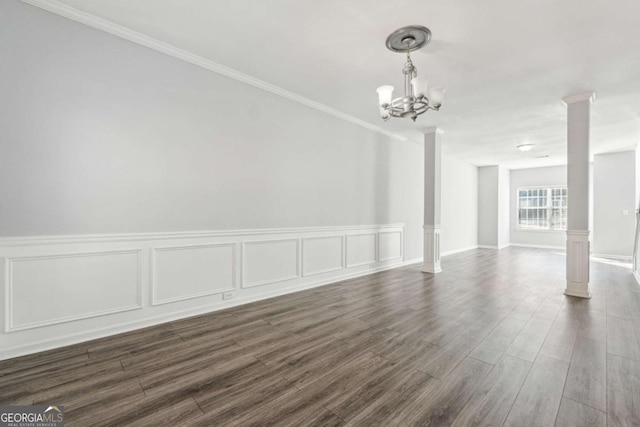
2 247 640 426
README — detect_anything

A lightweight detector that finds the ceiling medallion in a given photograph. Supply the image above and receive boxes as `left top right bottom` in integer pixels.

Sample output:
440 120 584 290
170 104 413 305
376 25 445 122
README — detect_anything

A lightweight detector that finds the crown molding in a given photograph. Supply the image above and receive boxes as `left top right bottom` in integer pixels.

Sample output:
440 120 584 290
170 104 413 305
562 91 596 106
21 0 409 143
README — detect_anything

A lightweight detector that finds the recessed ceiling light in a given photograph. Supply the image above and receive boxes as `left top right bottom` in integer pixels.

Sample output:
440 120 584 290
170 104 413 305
517 143 534 152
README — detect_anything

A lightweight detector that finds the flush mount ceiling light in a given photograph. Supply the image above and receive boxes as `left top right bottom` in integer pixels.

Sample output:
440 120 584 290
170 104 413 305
517 143 534 152
377 25 445 122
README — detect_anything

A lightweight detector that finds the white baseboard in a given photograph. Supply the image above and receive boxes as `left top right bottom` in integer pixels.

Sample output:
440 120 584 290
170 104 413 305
634 270 640 287
0 224 406 360
592 253 633 262
509 243 566 251
403 246 479 265
478 245 499 250
441 246 479 257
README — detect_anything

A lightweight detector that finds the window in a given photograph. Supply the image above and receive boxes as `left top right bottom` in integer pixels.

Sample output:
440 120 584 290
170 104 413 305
517 187 567 230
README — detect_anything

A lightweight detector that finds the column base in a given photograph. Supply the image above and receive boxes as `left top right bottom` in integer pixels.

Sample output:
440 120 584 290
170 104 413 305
564 288 591 299
422 225 442 274
422 264 443 274
565 230 590 299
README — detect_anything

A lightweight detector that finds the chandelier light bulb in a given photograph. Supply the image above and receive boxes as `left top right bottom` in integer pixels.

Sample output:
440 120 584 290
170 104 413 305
428 87 446 108
411 77 429 98
376 85 394 107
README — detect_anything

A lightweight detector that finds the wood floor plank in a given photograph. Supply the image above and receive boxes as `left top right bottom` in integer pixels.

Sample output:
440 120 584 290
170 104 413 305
539 317 580 362
505 315 555 362
563 337 607 411
607 354 640 426
607 316 640 361
555 396 606 427
386 357 493 426
577 313 607 343
503 354 569 427
469 317 527 364
419 322 493 379
452 354 531 427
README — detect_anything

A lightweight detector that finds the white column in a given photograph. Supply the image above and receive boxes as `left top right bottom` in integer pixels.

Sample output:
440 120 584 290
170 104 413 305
563 92 595 298
423 127 443 273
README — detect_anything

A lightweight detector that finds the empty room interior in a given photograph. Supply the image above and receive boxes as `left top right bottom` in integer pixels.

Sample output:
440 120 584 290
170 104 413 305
2 0 640 426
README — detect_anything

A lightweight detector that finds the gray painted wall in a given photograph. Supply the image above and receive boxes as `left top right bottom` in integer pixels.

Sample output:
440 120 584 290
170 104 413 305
0 1 479 261
442 155 478 253
593 151 636 257
498 166 510 248
478 166 499 247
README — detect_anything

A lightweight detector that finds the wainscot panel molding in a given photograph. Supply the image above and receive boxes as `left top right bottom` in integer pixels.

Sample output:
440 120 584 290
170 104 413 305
0 224 403 360
151 243 236 306
301 236 344 277
345 233 378 268
5 250 143 333
241 239 300 288
378 231 403 262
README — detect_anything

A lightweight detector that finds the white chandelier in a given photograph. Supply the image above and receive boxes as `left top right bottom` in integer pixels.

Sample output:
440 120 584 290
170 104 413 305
377 25 445 122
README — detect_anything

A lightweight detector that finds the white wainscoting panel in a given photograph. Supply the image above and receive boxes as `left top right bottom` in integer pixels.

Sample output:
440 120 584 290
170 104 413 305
6 250 142 332
0 223 404 360
302 236 344 277
346 233 377 268
152 243 235 305
378 231 403 262
242 239 300 288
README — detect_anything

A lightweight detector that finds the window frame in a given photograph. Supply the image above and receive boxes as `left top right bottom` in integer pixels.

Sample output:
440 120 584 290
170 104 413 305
515 185 567 231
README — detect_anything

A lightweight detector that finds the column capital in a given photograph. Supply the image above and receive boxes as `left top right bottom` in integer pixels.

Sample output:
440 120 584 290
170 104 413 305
562 91 596 106
423 127 445 136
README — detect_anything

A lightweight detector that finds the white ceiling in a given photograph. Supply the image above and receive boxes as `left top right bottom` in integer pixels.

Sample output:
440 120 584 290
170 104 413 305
38 0 640 168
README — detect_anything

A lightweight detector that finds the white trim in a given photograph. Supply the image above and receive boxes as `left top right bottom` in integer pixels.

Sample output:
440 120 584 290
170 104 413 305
0 224 405 247
423 225 442 231
509 243 566 250
513 229 565 233
633 271 640 287
591 253 633 262
478 245 499 249
0 258 404 361
402 257 423 265
562 92 596 106
441 246 479 257
5 250 144 332
566 230 591 237
20 0 409 144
